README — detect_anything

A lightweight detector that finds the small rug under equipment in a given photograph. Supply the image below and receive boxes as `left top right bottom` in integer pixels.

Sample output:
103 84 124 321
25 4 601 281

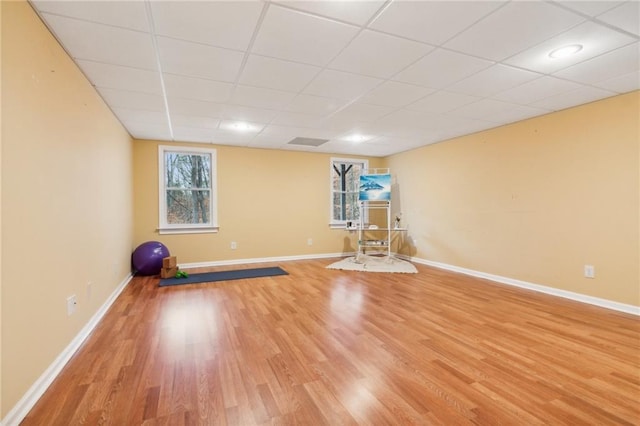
327 254 417 274
159 266 288 287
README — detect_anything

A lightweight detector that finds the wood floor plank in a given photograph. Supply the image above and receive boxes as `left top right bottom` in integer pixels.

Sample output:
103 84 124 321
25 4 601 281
22 259 640 425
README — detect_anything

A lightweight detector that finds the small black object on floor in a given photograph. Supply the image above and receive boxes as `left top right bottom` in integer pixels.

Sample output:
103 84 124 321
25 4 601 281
159 266 288 287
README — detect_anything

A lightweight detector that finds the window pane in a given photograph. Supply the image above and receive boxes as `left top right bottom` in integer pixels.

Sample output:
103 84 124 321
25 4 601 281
345 164 362 192
166 190 210 224
165 153 210 189
331 159 367 223
333 192 343 221
331 163 348 191
346 192 360 221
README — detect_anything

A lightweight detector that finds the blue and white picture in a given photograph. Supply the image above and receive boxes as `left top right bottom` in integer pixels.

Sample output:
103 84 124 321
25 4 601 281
359 174 391 201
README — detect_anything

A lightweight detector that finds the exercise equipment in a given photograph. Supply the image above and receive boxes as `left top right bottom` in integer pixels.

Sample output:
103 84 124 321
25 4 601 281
132 241 170 275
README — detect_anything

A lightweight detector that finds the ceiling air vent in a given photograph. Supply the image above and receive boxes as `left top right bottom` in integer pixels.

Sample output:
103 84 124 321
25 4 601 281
287 137 329 147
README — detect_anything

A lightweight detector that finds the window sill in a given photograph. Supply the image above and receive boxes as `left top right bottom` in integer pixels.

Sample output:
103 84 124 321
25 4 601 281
158 226 219 235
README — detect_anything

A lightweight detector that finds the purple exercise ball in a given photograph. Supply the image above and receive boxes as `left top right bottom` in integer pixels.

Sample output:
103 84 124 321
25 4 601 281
132 241 170 275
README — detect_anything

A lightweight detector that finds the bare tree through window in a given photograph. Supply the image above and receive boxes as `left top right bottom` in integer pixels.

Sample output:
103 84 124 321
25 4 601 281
159 146 217 233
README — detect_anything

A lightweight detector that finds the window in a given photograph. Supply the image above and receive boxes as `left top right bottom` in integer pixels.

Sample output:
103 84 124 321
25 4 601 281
330 157 368 227
158 146 217 234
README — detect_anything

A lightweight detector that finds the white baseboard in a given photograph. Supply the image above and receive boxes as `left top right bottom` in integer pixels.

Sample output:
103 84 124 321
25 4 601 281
178 251 352 269
399 255 639 316
1 273 134 426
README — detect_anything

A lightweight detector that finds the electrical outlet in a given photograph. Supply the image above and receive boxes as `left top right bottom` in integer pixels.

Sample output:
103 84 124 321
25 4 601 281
307 238 313 246
231 241 237 250
86 281 92 300
67 295 77 316
584 265 595 279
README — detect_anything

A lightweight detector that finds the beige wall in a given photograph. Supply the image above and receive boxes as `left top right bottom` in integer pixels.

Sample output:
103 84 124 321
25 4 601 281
1 1 133 417
387 91 639 306
134 140 382 263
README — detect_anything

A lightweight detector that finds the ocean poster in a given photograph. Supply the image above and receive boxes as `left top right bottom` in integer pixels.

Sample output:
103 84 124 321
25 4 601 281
359 174 391 201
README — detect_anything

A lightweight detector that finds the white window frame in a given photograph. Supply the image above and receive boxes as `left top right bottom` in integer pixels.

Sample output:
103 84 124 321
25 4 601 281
158 145 218 235
330 157 368 228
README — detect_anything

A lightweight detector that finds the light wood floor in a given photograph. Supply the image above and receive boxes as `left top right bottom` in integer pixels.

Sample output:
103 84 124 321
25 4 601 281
23 259 639 425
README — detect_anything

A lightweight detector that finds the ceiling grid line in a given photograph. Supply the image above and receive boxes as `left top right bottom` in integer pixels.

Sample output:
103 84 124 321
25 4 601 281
143 0 174 140
30 0 639 156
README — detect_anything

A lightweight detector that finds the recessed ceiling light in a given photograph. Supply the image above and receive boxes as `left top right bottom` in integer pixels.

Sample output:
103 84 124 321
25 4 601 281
345 134 371 143
220 121 260 133
548 44 583 59
232 122 251 131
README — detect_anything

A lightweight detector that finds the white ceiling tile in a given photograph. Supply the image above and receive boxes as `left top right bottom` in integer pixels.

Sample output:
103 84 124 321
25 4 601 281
413 113 468 131
596 70 640 93
231 85 297 110
163 74 234 103
250 124 339 147
250 125 305 148
316 140 388 157
248 135 287 149
555 1 623 17
381 113 494 143
328 30 434 79
271 112 327 128
239 55 321 92
174 127 260 146
41 14 157 70
394 49 494 90
120 120 171 140
372 109 439 138
370 1 505 46
554 42 640 84
167 98 226 118
427 115 495 134
531 86 616 110
252 5 359 66
33 0 149 31
366 135 424 149
428 123 494 142
157 37 244 82
172 126 216 143
284 94 348 115
449 100 550 123
75 60 162 94
333 124 382 140
219 120 264 133
211 129 258 146
504 22 635 74
150 1 264 50
445 2 585 61
275 0 385 25
493 76 584 104
171 115 220 129
360 81 434 108
597 1 640 36
29 0 636 158
329 103 394 123
303 69 382 100
222 105 279 124
406 91 480 114
98 88 166 111
323 103 395 130
111 108 168 125
449 64 541 98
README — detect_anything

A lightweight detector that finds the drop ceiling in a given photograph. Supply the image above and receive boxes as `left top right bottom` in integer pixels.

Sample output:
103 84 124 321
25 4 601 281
30 0 640 157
